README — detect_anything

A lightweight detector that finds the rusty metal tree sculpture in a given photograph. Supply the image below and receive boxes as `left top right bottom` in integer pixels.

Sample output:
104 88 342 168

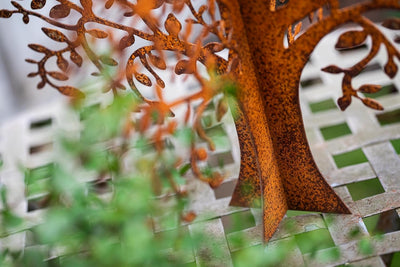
218 0 400 241
1 0 400 242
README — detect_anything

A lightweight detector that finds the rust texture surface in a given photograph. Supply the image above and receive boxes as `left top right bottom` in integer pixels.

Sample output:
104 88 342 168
1 0 400 243
219 0 400 241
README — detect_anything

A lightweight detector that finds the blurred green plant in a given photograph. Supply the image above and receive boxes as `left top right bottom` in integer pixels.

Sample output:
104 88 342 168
0 91 386 266
0 91 225 266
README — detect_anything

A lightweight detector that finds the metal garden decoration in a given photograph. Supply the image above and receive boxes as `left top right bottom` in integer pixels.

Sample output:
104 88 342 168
1 0 400 242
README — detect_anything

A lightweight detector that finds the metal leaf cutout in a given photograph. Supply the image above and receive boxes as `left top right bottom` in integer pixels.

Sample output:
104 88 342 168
70 51 83 67
361 98 384 110
358 84 381 94
28 44 48 53
42 28 68 42
27 72 38 78
335 30 368 49
135 73 152 86
105 0 114 9
382 18 400 30
0 10 12 18
321 65 343 74
123 11 133 17
37 80 45 89
48 71 69 81
11 1 23 10
58 86 85 98
119 35 135 50
148 54 166 70
204 42 224 53
87 29 108 39
31 0 46 10
175 60 194 75
337 95 352 111
23 14 29 24
57 56 69 72
49 4 71 19
165 13 182 36
385 58 398 78
25 59 37 64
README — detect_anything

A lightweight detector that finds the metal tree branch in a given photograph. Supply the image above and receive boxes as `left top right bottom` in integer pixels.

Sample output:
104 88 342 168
323 15 400 110
0 0 235 204
292 0 400 56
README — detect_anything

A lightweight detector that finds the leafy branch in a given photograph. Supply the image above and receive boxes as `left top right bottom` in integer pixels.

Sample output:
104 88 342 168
0 0 237 187
322 16 400 111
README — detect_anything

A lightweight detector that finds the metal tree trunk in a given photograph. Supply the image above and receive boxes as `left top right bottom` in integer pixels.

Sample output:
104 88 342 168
220 0 350 241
